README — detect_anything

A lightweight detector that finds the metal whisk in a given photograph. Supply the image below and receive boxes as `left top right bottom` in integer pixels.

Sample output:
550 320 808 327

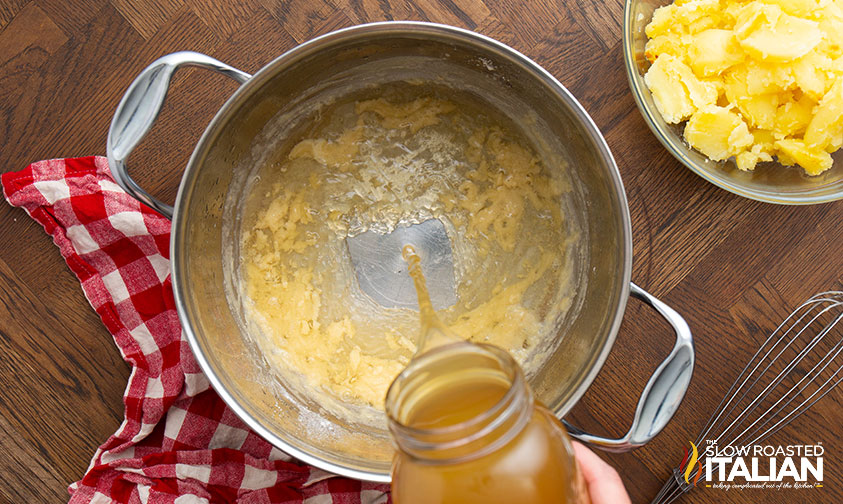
651 291 843 504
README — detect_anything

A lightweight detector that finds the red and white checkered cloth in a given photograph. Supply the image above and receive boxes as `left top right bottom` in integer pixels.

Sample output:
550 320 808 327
2 156 391 504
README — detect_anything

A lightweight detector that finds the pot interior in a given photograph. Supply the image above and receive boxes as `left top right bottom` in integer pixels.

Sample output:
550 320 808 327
173 24 630 481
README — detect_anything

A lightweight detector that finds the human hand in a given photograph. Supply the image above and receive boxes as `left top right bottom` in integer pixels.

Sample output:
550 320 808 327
572 441 632 504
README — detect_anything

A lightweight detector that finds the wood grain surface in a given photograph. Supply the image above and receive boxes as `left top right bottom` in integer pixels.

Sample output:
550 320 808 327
1 1 841 503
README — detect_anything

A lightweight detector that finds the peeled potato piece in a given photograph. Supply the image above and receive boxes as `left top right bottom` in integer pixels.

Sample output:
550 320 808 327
804 78 843 151
689 29 745 76
685 105 753 161
645 54 718 123
775 138 834 175
734 4 822 62
644 0 843 175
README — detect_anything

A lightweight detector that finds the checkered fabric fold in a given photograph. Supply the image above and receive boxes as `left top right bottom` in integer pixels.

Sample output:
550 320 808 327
2 156 390 504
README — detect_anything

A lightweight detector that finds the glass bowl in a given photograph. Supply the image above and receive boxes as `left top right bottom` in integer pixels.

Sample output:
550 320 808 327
623 0 843 204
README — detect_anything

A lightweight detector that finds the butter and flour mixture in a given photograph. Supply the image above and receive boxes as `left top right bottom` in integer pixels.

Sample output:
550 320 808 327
237 84 580 421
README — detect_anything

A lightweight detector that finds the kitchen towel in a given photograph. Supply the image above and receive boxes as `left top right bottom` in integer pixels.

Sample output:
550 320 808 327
2 156 390 504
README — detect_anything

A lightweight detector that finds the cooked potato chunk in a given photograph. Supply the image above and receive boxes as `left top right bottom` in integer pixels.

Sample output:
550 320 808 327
644 0 843 175
685 106 753 161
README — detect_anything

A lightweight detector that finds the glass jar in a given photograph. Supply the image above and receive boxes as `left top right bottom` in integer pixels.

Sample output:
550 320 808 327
386 342 588 504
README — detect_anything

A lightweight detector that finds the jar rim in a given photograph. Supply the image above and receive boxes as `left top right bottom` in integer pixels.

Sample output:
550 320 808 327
385 341 532 459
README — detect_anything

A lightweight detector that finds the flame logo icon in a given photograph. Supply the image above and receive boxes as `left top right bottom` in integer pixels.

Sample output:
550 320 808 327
681 441 703 487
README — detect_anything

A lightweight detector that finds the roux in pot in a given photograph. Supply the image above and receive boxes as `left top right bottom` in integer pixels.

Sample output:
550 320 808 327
237 83 580 423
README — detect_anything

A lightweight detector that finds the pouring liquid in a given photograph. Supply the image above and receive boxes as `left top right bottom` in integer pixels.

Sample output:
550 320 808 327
387 247 587 504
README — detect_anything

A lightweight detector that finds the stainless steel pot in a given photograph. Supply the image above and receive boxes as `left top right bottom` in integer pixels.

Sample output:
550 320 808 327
107 22 694 482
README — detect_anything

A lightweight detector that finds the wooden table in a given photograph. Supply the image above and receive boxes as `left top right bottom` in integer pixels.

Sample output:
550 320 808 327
1 1 841 502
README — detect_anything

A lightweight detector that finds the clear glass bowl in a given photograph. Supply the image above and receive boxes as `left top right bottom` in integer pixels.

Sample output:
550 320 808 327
623 0 843 204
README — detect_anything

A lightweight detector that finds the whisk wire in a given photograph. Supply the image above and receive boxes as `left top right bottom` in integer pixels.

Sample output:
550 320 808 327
738 318 843 447
692 293 829 447
650 291 843 504
721 305 843 447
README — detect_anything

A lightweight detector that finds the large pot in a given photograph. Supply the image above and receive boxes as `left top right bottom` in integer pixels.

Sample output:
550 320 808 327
107 22 694 482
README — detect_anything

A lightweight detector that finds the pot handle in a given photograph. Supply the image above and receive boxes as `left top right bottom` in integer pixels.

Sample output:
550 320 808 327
106 51 251 219
563 282 694 452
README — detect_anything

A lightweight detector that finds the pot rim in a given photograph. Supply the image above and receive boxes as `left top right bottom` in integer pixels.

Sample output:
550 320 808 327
171 20 633 483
